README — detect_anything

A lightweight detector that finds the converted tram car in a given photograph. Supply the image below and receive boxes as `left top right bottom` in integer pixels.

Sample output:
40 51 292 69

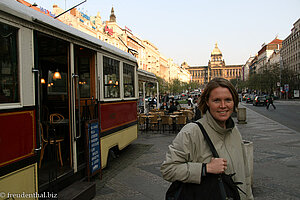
0 0 138 196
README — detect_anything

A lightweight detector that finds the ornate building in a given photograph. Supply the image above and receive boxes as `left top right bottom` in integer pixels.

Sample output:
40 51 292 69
50 3 190 83
257 38 282 73
281 18 300 93
187 43 242 87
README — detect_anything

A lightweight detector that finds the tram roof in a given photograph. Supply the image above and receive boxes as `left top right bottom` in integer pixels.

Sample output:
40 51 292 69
137 68 157 82
0 0 137 62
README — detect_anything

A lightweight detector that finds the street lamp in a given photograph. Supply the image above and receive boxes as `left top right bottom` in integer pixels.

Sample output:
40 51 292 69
279 57 283 99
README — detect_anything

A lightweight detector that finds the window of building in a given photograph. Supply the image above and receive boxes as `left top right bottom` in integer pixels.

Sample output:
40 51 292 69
103 56 120 98
123 63 135 98
0 22 19 104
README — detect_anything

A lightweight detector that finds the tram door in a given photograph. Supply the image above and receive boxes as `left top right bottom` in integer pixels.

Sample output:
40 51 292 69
35 32 72 189
73 45 97 167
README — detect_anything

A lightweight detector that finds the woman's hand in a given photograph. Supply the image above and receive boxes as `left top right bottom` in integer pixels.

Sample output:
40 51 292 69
206 157 227 174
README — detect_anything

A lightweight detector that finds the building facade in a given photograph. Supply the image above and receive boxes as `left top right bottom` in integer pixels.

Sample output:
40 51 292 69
256 38 282 72
49 3 190 83
242 56 255 81
187 43 242 87
281 18 300 89
280 18 300 93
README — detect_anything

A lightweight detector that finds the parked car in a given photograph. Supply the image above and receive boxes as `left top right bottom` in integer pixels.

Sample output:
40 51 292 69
169 95 174 101
174 95 181 100
145 96 151 102
246 94 255 103
253 96 267 106
181 93 188 99
242 94 249 101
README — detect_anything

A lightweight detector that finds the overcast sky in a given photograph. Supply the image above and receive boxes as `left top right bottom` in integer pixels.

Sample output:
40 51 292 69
31 0 300 66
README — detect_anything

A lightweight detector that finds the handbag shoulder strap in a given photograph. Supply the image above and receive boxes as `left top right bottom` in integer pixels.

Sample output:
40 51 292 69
193 121 219 158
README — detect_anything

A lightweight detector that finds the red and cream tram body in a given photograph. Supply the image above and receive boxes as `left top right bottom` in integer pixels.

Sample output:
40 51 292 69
0 0 138 196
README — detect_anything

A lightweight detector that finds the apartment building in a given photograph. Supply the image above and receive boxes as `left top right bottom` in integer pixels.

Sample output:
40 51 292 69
281 18 300 85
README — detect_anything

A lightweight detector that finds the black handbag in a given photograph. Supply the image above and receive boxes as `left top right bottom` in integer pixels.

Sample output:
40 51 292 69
165 122 245 200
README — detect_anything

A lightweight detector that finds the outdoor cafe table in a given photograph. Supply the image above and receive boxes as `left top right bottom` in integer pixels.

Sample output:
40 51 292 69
140 115 157 131
173 111 183 115
148 112 157 115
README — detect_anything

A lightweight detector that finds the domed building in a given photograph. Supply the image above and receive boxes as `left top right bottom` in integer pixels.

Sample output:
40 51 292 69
208 43 226 80
187 43 242 87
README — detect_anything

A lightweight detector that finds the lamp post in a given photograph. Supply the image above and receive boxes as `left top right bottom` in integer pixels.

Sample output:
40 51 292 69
279 57 283 99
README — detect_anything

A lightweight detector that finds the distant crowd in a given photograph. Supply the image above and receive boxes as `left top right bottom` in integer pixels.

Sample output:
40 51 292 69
140 93 202 120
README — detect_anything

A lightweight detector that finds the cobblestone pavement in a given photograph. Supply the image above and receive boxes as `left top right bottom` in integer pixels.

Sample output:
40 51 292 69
93 105 300 200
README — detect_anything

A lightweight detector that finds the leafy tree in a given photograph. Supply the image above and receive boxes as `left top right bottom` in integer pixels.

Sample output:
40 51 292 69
187 81 201 91
230 78 245 93
168 78 182 94
242 63 298 97
281 67 299 93
156 75 168 94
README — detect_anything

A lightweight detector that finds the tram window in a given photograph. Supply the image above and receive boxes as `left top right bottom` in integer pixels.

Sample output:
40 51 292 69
78 57 90 98
47 70 67 95
0 22 19 104
103 56 120 98
123 63 135 98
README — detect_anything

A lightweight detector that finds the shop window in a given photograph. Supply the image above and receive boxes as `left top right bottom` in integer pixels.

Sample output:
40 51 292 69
103 56 120 98
0 22 19 104
123 63 135 98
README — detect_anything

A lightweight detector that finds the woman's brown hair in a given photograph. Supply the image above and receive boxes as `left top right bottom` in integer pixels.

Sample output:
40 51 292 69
198 77 239 114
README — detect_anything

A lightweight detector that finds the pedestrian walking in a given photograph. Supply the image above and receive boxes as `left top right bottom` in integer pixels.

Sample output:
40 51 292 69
161 77 253 200
187 95 193 108
266 95 276 110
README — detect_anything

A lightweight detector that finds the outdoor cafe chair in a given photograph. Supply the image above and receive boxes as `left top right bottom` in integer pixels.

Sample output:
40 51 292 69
50 113 65 123
138 115 147 131
39 123 64 168
183 110 194 122
176 115 187 132
149 114 159 131
160 115 173 134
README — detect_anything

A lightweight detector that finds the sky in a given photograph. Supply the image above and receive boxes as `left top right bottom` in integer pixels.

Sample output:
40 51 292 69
30 0 300 66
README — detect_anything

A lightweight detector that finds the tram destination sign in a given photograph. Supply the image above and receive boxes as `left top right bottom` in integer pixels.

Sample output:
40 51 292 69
85 120 102 180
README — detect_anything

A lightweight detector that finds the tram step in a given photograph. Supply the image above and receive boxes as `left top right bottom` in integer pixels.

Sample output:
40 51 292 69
58 180 96 200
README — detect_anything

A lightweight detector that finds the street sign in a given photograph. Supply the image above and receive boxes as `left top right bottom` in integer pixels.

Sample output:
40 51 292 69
294 90 299 98
284 84 289 92
85 120 102 181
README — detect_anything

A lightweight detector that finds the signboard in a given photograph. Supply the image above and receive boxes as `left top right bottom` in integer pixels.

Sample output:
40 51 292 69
104 25 113 36
85 120 101 180
284 84 289 92
294 90 299 98
147 82 154 88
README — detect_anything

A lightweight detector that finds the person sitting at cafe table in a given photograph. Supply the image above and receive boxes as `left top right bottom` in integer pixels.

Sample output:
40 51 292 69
160 102 169 110
175 100 181 110
168 101 178 114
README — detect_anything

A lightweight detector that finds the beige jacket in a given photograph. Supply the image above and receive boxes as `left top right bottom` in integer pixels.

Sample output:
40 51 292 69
161 111 253 200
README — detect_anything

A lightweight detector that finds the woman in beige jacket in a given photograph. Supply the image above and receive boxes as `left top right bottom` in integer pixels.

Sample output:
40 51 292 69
161 78 253 200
